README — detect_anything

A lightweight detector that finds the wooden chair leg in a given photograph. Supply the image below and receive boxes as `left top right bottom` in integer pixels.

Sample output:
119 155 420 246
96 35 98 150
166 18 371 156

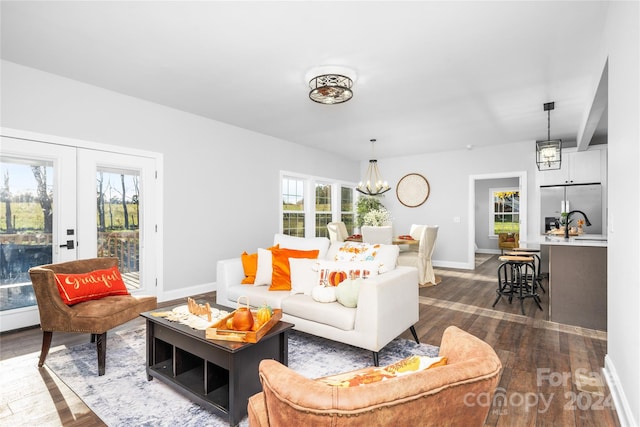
96 332 107 376
38 331 53 368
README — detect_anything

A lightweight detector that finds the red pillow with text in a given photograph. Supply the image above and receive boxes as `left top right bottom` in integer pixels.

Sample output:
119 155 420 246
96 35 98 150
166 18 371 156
54 265 130 305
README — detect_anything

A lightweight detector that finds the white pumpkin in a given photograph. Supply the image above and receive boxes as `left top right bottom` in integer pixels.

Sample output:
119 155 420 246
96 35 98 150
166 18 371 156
311 284 337 303
336 278 362 308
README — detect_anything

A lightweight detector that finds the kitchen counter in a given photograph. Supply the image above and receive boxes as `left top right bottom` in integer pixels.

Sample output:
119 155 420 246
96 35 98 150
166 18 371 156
520 235 607 331
521 234 608 248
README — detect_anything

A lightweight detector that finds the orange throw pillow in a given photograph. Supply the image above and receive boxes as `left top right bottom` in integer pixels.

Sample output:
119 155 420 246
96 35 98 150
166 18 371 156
54 265 130 305
270 247 320 291
241 251 258 284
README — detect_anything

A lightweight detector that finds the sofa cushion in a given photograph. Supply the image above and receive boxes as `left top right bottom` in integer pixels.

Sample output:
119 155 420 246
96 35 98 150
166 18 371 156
282 294 356 331
227 284 290 309
273 234 331 260
289 258 318 295
54 265 129 305
270 247 320 291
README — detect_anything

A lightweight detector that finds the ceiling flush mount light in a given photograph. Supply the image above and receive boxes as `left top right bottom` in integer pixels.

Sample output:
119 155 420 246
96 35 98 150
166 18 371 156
536 102 562 171
357 139 391 196
306 66 355 105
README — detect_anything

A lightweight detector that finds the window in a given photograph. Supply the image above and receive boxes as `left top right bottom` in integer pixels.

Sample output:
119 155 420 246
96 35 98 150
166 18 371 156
282 176 305 237
490 188 520 235
340 186 355 235
315 182 332 238
281 172 356 238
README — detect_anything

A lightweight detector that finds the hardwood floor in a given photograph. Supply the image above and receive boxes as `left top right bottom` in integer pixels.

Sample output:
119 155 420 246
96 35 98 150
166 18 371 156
0 255 619 426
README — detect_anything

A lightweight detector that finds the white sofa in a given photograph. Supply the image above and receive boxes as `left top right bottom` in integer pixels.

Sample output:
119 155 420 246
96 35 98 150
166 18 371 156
216 234 420 365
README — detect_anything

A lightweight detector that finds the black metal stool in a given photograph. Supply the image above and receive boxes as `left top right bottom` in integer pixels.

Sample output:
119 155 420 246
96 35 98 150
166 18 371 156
493 255 543 315
506 249 545 293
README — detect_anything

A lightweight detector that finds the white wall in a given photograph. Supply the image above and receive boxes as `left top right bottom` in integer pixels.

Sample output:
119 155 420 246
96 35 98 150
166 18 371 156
0 60 360 295
377 142 539 268
601 2 640 426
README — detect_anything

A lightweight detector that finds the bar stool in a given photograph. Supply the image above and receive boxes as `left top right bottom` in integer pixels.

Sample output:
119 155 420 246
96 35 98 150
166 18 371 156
493 255 543 315
506 248 545 293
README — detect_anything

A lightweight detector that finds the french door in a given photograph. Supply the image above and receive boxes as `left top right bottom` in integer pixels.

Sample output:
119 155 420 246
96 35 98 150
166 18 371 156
0 135 159 331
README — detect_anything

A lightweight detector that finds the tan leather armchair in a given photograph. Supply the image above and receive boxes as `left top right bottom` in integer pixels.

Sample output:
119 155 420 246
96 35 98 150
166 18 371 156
248 326 502 427
498 233 519 254
29 257 157 375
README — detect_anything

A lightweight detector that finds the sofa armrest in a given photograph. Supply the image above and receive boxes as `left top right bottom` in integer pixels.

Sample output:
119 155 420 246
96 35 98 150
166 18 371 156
354 266 419 345
216 257 244 306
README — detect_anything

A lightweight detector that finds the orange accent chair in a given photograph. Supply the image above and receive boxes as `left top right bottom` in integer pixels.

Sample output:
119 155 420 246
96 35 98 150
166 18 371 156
498 233 519 254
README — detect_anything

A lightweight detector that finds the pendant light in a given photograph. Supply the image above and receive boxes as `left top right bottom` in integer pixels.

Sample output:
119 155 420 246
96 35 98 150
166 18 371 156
536 102 562 171
356 139 391 196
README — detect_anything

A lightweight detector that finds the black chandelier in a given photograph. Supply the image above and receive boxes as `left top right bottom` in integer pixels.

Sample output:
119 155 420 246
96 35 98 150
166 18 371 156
536 102 562 171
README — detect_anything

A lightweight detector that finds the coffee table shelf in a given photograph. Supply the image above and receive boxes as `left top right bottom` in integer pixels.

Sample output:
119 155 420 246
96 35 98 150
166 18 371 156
141 303 292 426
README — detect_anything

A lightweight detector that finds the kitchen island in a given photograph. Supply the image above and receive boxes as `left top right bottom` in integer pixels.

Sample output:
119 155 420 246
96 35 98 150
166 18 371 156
521 235 607 331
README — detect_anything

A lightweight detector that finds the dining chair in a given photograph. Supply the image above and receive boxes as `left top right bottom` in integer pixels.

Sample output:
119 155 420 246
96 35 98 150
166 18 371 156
397 225 439 285
361 225 393 245
327 222 349 242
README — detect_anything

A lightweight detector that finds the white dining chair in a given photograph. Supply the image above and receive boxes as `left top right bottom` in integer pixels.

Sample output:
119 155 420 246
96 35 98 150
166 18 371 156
397 225 439 285
361 225 393 245
327 222 349 242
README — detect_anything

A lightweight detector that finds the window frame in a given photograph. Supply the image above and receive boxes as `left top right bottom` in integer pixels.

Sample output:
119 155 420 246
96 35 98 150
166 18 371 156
280 171 357 238
489 186 520 237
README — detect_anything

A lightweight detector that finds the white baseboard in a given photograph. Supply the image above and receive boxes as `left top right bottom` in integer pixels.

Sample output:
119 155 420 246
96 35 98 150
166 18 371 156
603 354 637 427
433 260 471 270
476 249 501 254
159 282 216 303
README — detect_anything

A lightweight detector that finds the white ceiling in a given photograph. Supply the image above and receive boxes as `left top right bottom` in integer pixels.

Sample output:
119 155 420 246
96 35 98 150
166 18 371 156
0 1 609 160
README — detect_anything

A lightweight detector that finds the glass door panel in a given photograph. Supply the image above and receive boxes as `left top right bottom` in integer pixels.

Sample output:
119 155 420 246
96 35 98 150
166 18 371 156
77 149 156 295
96 168 141 291
0 137 76 331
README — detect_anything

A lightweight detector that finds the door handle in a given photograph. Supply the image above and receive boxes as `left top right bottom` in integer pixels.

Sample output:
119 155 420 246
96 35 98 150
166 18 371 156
59 240 75 250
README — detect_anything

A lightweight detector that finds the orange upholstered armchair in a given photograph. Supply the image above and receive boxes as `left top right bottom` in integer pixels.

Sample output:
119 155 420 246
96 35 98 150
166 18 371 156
247 326 502 427
29 257 157 375
498 233 519 254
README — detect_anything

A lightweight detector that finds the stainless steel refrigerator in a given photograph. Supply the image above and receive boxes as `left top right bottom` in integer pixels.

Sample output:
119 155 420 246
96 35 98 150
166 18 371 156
540 184 603 234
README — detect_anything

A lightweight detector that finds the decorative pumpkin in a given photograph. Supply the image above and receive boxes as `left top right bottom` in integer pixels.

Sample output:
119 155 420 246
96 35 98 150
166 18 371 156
311 284 337 303
256 304 273 326
336 278 363 308
328 270 347 286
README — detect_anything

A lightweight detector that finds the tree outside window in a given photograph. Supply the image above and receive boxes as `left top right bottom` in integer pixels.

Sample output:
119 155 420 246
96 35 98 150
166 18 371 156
491 188 520 235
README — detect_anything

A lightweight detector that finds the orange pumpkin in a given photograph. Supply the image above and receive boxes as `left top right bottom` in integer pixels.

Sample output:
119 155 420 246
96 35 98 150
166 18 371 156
329 270 347 286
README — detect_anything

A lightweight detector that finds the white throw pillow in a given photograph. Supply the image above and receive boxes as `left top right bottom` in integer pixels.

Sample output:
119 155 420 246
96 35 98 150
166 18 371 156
254 248 273 286
314 260 379 286
289 258 319 295
328 242 399 274
375 244 400 274
273 234 331 260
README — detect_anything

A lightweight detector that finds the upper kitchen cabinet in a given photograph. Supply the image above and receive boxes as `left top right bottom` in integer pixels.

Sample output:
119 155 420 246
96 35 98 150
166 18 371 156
538 148 602 186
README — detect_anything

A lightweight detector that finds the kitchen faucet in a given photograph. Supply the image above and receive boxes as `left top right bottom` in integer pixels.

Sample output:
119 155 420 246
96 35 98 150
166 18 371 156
564 210 592 239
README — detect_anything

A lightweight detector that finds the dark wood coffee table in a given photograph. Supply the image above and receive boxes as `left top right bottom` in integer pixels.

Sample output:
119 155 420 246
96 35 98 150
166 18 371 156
141 302 293 426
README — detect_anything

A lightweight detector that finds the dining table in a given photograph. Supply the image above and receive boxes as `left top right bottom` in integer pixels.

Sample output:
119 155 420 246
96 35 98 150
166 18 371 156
345 235 419 245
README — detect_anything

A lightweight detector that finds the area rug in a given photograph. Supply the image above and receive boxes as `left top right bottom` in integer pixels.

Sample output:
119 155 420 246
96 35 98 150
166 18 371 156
46 326 439 426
